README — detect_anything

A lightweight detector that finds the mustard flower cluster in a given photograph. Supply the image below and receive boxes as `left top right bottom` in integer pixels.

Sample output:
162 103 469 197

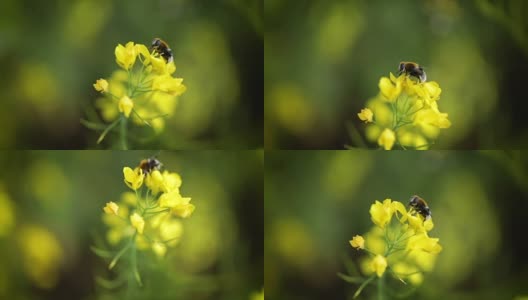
343 198 442 298
88 41 187 149
356 73 451 150
99 161 194 285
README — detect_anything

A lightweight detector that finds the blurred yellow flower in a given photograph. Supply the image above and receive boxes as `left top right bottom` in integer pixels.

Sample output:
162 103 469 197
250 289 264 300
130 213 145 234
407 233 442 254
357 108 373 123
0 187 15 237
371 255 387 277
378 128 395 150
145 170 183 195
349 235 365 249
118 96 134 118
115 41 137 70
18 225 63 289
123 167 144 190
93 78 108 93
103 201 119 215
152 74 187 96
159 190 195 218
152 242 167 258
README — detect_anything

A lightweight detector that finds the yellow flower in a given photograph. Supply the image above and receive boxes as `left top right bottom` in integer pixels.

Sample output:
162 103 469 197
17 225 63 289
369 199 394 228
93 78 108 93
378 128 396 150
407 233 442 254
414 108 451 129
103 201 119 215
159 219 183 246
357 108 373 123
371 255 387 277
159 190 195 218
414 81 442 105
130 213 145 234
152 242 167 258
115 42 137 70
145 170 182 195
152 75 187 96
349 235 365 249
136 44 151 64
123 167 144 190
118 96 134 118
150 55 169 74
379 73 403 102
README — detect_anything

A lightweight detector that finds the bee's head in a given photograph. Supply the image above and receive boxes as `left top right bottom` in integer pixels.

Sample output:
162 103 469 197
409 195 419 206
398 62 405 72
151 38 161 48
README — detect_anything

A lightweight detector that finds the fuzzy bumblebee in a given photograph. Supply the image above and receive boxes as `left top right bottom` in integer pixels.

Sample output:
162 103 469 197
409 195 432 220
138 157 163 175
150 38 173 63
398 61 427 83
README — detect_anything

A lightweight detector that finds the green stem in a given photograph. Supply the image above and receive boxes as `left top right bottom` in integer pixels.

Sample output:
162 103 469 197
378 274 384 300
96 117 122 144
120 115 128 150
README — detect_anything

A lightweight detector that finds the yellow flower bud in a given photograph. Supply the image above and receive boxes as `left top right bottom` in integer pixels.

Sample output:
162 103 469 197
118 96 134 118
371 255 387 277
93 78 108 93
115 42 137 70
103 201 119 215
349 235 365 249
378 128 396 150
357 108 373 123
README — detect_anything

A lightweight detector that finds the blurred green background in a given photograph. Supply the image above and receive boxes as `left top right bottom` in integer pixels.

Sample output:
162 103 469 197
0 150 263 299
265 0 528 149
265 150 528 299
0 0 262 149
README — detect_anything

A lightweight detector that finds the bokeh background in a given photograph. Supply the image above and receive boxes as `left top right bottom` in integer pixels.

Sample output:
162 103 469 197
265 0 528 149
0 0 262 149
265 150 528 299
0 150 263 299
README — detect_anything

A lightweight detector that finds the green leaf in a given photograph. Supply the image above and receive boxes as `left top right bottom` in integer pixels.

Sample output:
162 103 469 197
90 246 113 258
337 272 364 284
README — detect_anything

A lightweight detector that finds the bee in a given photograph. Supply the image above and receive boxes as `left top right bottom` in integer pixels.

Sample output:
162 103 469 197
150 38 173 63
398 61 427 83
138 157 163 175
409 195 432 220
